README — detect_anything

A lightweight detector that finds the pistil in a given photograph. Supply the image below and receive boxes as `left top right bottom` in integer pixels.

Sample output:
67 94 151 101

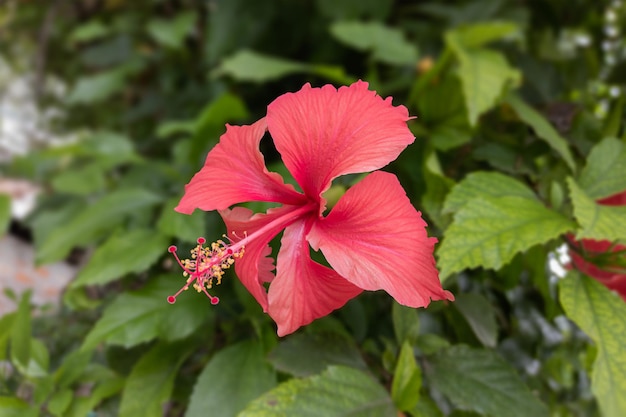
167 202 317 304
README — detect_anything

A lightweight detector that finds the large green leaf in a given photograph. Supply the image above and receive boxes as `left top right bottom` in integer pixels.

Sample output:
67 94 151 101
438 195 574 280
505 93 576 171
559 273 626 417
443 171 537 214
578 137 626 200
186 341 276 417
120 342 193 417
36 188 162 264
330 21 418 65
392 342 422 412
426 345 549 417
72 229 169 287
238 366 396 417
81 275 212 350
267 332 367 377
568 178 626 241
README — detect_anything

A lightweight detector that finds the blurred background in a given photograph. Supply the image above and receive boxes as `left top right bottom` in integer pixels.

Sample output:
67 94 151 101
1 1 625 416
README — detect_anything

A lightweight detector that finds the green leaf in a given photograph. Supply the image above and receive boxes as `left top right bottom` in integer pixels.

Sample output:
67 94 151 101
330 21 418 65
0 313 16 361
422 151 456 229
213 50 351 84
568 178 626 241
67 65 135 104
119 341 193 417
445 29 520 127
392 302 420 345
603 94 624 138
72 229 169 287
392 342 422 412
426 345 549 417
456 49 519 127
157 198 206 243
10 291 32 370
186 341 276 417
454 293 498 348
578 137 626 199
213 50 306 82
47 388 73 417
409 396 444 417
37 188 162 264
438 195 574 280
51 165 106 195
156 119 195 138
83 131 136 160
267 332 367 377
238 366 396 417
430 125 472 151
505 93 576 172
0 397 38 417
559 273 626 417
53 350 93 388
147 11 196 50
18 338 49 378
69 20 110 43
81 275 212 350
189 92 249 164
443 171 537 214
0 194 10 236
64 374 124 417
450 21 520 48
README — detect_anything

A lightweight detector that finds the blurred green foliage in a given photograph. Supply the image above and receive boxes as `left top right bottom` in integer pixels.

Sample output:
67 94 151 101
1 0 625 416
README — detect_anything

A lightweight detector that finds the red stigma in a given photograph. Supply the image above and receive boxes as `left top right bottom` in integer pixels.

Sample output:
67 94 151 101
168 245 177 253
211 297 219 305
197 237 206 244
167 295 176 304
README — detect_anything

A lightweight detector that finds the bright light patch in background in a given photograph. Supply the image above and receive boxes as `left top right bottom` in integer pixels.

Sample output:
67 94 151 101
549 244 571 279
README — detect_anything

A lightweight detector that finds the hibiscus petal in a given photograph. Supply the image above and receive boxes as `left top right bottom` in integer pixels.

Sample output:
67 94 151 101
307 171 454 308
267 81 415 203
220 205 302 311
176 118 305 214
268 220 363 336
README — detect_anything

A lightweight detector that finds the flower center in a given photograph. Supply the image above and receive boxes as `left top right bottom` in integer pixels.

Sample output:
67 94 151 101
167 236 245 305
167 202 318 305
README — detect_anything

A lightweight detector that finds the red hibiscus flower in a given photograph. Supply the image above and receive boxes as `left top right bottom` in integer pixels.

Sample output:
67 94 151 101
167 81 453 336
569 190 626 301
